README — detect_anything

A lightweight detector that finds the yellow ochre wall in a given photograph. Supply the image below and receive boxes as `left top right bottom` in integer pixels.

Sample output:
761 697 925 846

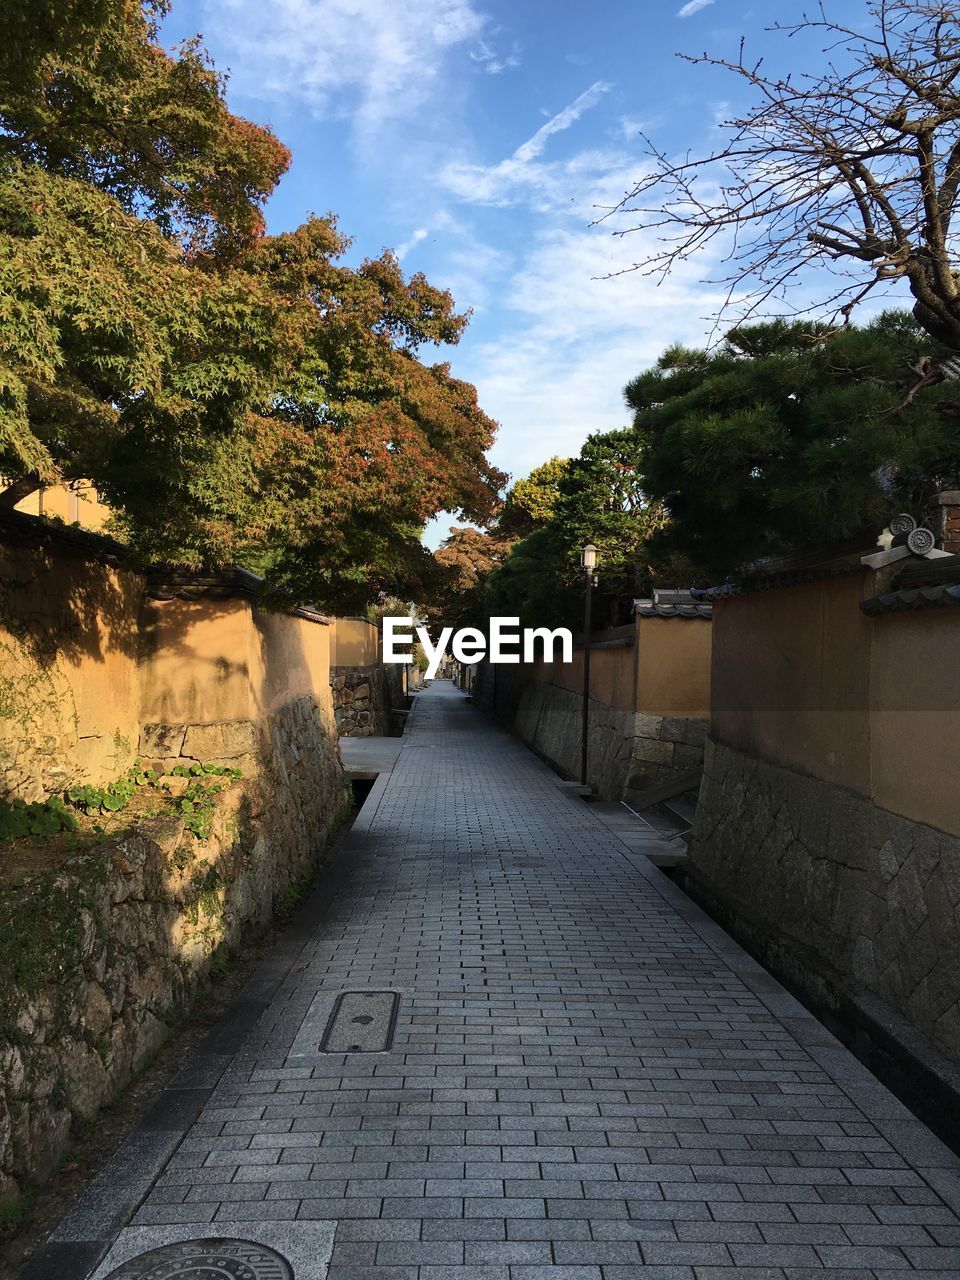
522 616 712 718
0 538 143 799
1 524 334 801
870 609 960 837
711 572 873 796
330 617 380 668
709 570 960 838
138 599 334 727
635 617 712 718
15 481 112 532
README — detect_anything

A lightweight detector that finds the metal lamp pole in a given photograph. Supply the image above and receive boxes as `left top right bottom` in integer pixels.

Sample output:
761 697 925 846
580 544 598 787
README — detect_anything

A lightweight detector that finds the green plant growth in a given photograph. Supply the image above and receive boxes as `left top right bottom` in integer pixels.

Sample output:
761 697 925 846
0 761 242 844
0 853 107 1011
0 796 77 840
0 1191 28 1231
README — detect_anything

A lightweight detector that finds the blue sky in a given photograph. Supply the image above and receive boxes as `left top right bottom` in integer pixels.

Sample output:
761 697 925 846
162 0 881 544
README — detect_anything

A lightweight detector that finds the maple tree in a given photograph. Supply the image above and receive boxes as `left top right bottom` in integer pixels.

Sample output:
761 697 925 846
430 527 513 630
426 457 570 627
0 0 289 250
0 1 503 610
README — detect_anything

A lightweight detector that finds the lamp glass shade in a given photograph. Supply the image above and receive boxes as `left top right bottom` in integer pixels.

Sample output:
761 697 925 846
581 544 598 570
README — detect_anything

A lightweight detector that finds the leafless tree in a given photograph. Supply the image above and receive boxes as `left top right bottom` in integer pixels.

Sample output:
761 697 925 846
601 2 960 349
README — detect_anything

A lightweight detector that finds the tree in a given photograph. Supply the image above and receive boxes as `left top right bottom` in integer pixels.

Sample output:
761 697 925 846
425 457 570 627
0 2 504 612
0 0 289 251
604 2 960 349
487 437 672 629
625 313 960 576
430 526 512 629
496 455 570 538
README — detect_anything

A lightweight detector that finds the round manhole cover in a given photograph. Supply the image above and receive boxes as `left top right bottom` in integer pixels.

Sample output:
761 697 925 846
102 1238 293 1280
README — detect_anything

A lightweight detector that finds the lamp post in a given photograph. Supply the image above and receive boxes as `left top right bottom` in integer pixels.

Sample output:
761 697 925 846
580 544 598 787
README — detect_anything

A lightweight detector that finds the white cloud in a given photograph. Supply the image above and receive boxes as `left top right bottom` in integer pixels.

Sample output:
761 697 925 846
457 219 728 480
201 0 487 132
439 81 616 207
432 240 513 314
470 36 521 74
617 115 646 142
427 90 731 486
514 81 612 163
677 0 715 16
395 228 429 260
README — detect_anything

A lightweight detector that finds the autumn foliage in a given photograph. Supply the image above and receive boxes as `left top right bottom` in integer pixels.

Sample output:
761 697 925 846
0 0 503 610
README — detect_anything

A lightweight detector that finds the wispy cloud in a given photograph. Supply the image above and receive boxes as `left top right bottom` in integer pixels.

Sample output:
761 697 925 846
395 228 429 260
677 0 715 17
427 84 731 482
439 81 615 207
458 208 730 479
470 36 521 74
514 81 612 162
200 0 488 132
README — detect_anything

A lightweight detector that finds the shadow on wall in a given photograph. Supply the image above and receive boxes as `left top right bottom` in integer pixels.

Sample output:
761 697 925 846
0 513 146 799
0 512 143 671
0 510 351 1201
690 551 960 1072
330 616 404 737
471 607 713 801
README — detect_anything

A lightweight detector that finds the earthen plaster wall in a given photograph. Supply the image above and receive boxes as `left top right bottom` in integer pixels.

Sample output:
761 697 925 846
693 566 960 1065
0 518 347 1201
0 532 143 801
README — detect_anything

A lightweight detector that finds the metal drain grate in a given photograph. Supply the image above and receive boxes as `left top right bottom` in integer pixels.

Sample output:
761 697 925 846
102 1238 293 1280
320 990 400 1052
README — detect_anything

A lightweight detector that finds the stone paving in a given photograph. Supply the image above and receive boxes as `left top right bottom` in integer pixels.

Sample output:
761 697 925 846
42 681 960 1277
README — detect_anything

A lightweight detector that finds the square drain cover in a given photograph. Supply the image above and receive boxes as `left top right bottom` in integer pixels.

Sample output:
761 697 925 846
320 991 400 1052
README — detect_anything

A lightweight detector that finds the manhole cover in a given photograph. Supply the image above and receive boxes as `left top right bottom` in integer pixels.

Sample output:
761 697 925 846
102 1238 293 1280
320 990 400 1052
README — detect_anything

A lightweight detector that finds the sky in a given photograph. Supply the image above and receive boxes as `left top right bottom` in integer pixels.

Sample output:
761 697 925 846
162 0 880 545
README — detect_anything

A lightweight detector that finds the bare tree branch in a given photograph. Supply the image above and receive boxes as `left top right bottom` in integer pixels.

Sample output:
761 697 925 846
597 1 960 348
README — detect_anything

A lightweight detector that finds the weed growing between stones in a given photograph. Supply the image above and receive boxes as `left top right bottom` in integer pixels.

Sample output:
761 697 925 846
0 760 242 853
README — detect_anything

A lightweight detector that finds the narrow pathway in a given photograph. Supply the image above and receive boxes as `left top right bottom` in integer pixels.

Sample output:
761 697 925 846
44 682 960 1277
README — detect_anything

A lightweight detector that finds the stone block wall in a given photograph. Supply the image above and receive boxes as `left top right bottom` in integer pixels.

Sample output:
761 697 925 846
331 664 403 737
470 662 522 725
693 737 960 1065
0 513 349 1202
513 680 707 800
0 694 348 1203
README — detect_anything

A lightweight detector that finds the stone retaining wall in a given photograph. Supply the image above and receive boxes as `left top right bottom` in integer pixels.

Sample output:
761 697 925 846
692 736 960 1065
513 681 707 800
0 695 347 1204
331 664 402 737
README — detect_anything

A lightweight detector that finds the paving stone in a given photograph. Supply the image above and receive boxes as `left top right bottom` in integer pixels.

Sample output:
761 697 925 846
45 683 960 1277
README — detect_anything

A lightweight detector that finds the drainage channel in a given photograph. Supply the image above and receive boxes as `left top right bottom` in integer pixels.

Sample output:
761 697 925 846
349 772 378 808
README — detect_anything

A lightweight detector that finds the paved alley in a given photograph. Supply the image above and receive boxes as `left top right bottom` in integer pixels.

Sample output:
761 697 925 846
39 681 960 1279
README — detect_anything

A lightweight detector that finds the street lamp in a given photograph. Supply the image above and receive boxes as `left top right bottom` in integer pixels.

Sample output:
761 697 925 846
580 545 598 787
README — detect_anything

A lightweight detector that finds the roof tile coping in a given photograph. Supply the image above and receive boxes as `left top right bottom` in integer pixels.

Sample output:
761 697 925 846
632 587 713 619
861 552 960 616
